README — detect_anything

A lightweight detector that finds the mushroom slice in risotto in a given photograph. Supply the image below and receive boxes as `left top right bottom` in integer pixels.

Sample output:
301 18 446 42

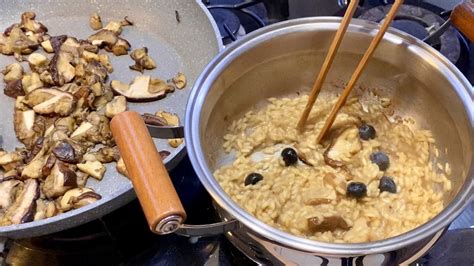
307 216 350 233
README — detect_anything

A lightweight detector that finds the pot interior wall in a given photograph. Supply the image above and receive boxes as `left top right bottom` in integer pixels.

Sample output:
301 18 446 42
199 25 472 206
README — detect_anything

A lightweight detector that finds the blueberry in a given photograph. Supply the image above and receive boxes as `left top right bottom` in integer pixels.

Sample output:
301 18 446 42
370 152 390 171
245 173 264 186
281 148 298 166
379 176 397 193
359 123 376 140
347 182 367 198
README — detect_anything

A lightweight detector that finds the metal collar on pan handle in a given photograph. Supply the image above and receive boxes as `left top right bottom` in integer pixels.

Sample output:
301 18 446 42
146 124 185 139
175 219 240 237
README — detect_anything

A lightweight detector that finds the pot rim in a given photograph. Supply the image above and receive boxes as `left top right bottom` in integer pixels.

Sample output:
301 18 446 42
185 17 474 255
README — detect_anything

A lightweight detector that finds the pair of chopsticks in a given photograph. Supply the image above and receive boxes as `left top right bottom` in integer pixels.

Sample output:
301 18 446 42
297 0 404 143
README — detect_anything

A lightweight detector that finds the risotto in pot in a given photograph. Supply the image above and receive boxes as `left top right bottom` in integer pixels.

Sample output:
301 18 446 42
214 89 451 243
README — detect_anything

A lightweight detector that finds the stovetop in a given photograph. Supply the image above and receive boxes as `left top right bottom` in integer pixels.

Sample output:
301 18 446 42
3 0 473 265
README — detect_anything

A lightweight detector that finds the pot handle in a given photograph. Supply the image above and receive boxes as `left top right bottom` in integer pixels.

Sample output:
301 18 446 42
110 111 186 235
450 1 474 42
175 219 241 237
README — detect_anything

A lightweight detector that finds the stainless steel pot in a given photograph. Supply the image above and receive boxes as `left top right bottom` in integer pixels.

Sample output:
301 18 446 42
184 17 474 265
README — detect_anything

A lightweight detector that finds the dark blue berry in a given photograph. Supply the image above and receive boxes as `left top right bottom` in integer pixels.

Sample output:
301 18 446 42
359 124 376 140
347 182 367 198
245 173 264 186
379 176 397 193
370 152 390 171
281 148 298 166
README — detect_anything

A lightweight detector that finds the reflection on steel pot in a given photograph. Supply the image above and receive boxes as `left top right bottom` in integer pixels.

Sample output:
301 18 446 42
184 18 474 265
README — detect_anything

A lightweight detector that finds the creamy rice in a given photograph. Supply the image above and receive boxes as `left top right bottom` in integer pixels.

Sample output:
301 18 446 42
214 91 451 243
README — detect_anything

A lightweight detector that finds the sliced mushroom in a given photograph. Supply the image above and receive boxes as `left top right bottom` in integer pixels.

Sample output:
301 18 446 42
50 51 76 85
129 47 156 72
41 154 56 178
14 109 46 147
23 88 76 116
27 52 49 72
92 85 114 110
307 216 350 233
70 122 94 141
76 171 89 187
303 187 337 206
4 179 40 224
54 116 76 134
105 96 127 118
40 39 53 53
43 161 77 199
2 62 24 83
98 54 113 73
0 151 23 166
109 37 130 56
116 157 128 177
87 29 118 47
52 140 83 164
0 179 21 210
77 160 106 180
0 26 39 56
83 146 120 164
170 72 186 89
149 78 175 94
155 111 183 148
4 79 24 98
20 12 48 34
324 126 361 169
89 13 103 31
45 201 59 218
59 187 101 211
21 72 43 93
142 113 167 126
111 76 172 102
21 154 47 179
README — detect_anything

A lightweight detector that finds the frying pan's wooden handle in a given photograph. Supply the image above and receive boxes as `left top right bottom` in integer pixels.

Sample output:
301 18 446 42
110 111 186 234
451 1 474 42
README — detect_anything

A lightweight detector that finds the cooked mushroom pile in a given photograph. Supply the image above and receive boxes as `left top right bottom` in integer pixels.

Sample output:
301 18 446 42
0 12 186 225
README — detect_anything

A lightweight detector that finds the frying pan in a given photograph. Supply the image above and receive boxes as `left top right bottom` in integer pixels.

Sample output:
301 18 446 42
0 0 222 238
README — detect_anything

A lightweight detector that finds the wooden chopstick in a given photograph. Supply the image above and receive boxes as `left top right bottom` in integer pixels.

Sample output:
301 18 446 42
316 0 404 144
297 0 360 132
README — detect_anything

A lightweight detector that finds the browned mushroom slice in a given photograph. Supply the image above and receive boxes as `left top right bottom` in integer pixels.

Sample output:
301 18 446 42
111 76 171 102
4 79 24 98
129 47 156 72
155 111 183 148
40 39 53 53
170 72 186 89
307 216 350 233
54 116 76 134
109 38 130 56
20 12 48 34
23 88 76 116
77 160 106 180
43 161 77 199
116 157 128 177
2 63 24 83
324 126 361 169
98 54 113 73
50 51 76 85
21 153 47 179
89 13 103 31
303 187 337 206
142 113 167 126
4 179 40 224
87 29 118 47
59 187 101 211
105 96 127 118
76 171 89 188
27 52 49 72
0 151 23 166
41 154 56 178
52 140 83 164
0 179 21 210
83 146 120 164
13 109 46 147
0 26 39 56
22 72 43 94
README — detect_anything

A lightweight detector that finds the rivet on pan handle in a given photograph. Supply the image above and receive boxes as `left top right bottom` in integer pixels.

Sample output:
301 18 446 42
110 111 186 234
